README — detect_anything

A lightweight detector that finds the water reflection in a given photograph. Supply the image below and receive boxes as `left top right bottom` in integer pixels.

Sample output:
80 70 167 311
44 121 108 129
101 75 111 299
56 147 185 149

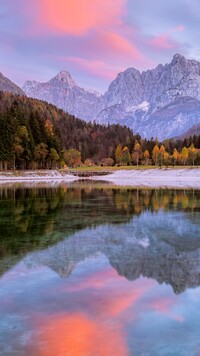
1 183 200 355
0 183 200 279
1 255 200 355
24 210 200 294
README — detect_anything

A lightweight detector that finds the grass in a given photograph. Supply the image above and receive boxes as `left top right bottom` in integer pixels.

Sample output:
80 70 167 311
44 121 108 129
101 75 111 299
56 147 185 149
68 165 200 173
69 165 155 173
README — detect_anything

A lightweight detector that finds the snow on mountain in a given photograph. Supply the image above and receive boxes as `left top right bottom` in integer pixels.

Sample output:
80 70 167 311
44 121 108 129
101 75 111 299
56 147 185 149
23 71 101 122
22 54 200 140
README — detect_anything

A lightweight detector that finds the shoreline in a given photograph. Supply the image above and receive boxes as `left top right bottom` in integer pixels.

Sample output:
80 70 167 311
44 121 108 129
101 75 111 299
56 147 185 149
0 168 200 188
91 168 200 188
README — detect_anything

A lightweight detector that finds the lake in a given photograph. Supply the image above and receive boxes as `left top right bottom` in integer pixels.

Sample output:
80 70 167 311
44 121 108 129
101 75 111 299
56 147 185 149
0 182 200 355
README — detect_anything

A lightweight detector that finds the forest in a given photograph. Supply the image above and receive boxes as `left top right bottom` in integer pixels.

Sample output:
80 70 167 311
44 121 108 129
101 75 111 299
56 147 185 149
0 91 200 169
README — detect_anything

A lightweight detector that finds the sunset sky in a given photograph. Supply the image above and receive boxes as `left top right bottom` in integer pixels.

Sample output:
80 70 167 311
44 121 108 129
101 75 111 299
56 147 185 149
1 0 200 92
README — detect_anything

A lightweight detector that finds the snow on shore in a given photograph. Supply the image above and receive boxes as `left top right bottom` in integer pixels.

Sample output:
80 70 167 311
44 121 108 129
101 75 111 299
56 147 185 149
0 168 200 188
91 168 200 188
0 170 79 183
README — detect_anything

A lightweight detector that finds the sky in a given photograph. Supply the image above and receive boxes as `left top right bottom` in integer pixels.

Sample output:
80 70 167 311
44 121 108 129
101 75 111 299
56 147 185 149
0 0 200 92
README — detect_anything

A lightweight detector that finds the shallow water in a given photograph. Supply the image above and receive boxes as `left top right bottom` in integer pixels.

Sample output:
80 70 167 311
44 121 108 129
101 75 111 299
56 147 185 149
0 182 200 355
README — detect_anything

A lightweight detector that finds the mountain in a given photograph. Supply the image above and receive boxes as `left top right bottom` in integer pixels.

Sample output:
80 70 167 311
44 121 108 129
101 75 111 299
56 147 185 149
22 54 200 140
181 121 200 138
97 54 200 140
22 70 100 121
0 72 25 96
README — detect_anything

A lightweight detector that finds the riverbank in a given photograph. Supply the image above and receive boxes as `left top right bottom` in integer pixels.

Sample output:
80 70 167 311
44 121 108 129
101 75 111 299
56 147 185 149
0 168 200 188
0 170 78 182
91 168 200 188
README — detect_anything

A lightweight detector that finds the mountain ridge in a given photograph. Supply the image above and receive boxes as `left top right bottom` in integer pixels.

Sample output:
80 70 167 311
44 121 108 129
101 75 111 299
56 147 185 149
22 54 200 140
0 72 25 96
22 70 100 122
2 54 200 140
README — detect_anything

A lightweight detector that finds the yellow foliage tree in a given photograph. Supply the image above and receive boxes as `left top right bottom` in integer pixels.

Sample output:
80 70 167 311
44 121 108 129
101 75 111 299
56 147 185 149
132 142 142 166
152 145 160 165
143 150 150 165
181 147 189 165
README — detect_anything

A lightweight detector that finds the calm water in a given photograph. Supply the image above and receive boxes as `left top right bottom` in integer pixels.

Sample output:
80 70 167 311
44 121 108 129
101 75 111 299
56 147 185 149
0 182 200 355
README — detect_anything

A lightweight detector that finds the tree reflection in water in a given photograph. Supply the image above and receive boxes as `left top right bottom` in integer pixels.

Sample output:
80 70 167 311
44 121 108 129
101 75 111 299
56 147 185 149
0 182 200 287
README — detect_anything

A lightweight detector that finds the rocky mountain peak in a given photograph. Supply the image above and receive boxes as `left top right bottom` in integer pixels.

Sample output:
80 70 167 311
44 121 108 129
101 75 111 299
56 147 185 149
51 70 77 87
22 70 100 121
104 66 143 107
22 54 200 140
171 53 187 65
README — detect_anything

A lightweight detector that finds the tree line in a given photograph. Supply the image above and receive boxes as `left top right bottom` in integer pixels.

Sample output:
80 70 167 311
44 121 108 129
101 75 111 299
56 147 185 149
0 91 200 169
114 141 200 166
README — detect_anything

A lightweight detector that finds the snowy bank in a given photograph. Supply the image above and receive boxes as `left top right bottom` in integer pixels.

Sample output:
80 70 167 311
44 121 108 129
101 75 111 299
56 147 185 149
91 168 200 188
0 170 79 183
0 168 200 188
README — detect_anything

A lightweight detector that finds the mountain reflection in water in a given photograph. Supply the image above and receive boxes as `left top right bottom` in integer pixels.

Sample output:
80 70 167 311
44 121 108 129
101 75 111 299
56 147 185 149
0 183 200 292
24 209 200 294
1 183 200 355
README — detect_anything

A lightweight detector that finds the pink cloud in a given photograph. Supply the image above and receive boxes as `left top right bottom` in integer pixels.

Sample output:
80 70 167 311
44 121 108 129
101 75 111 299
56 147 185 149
62 56 124 80
63 266 155 319
149 297 184 323
32 313 128 356
59 30 148 80
21 0 148 78
149 34 176 49
101 31 143 60
66 268 118 291
150 298 175 314
174 25 185 32
35 0 127 36
100 283 153 318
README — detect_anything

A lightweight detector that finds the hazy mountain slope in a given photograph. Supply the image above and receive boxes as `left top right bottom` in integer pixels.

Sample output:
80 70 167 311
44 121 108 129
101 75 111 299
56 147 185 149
181 122 200 138
0 72 25 96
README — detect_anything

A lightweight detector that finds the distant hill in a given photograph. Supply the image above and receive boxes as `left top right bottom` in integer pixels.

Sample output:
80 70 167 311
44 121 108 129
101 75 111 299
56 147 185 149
0 72 25 96
180 122 200 138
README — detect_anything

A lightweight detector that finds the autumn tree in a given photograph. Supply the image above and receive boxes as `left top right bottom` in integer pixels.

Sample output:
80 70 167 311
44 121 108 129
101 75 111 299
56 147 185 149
159 145 166 165
121 146 131 165
49 148 59 169
143 150 150 165
163 152 169 166
188 144 197 165
115 144 123 165
152 145 160 165
101 157 114 166
132 142 142 166
34 143 49 169
181 147 189 165
172 148 179 166
64 148 81 168
84 158 94 167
